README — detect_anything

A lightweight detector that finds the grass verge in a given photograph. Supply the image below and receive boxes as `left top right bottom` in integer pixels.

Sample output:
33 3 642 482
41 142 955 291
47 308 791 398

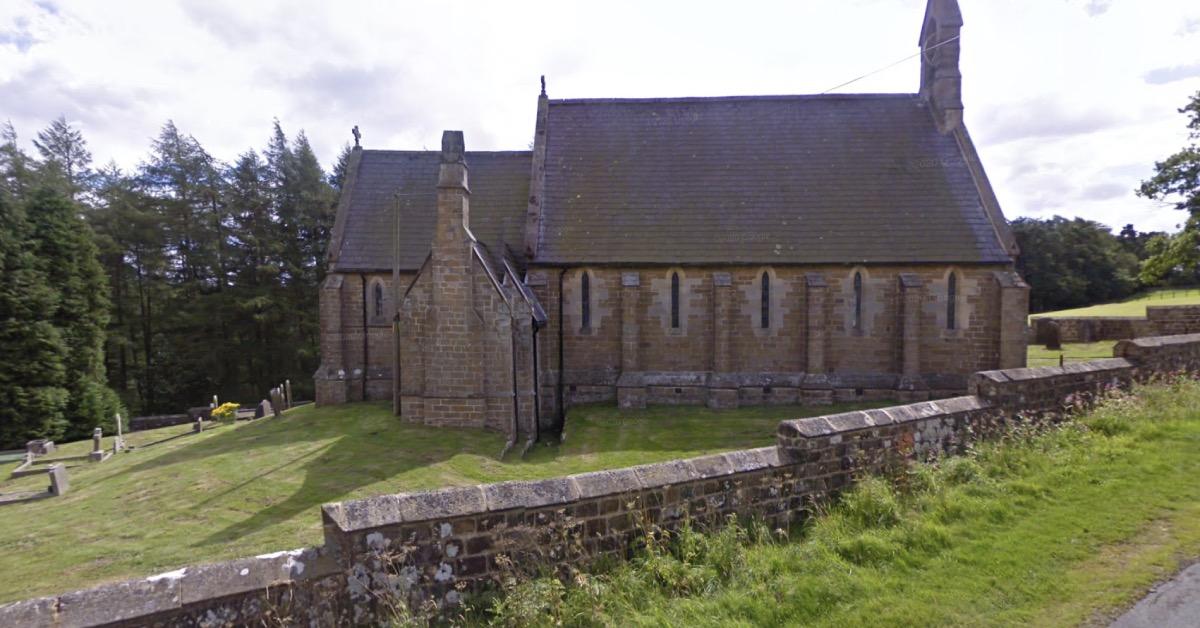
1027 341 1116 366
472 379 1200 627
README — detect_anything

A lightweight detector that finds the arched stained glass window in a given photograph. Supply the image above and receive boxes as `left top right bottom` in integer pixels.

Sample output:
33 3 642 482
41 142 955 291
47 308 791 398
760 272 770 329
853 272 863 330
581 272 591 329
947 272 958 330
670 272 681 329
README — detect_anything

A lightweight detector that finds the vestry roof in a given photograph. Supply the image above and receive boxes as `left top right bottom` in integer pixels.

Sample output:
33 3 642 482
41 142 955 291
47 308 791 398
535 93 1012 265
329 150 530 272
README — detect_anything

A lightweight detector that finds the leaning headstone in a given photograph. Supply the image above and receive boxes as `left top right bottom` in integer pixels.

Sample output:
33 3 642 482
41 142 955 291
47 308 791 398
270 388 283 418
255 399 273 419
1044 320 1062 351
89 427 105 462
48 464 68 496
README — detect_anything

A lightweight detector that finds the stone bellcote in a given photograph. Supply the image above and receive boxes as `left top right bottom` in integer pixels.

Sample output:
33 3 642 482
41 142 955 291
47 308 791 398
919 0 964 133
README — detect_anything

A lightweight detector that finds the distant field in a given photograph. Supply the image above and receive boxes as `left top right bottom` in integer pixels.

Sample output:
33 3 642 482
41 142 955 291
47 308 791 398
1032 288 1200 319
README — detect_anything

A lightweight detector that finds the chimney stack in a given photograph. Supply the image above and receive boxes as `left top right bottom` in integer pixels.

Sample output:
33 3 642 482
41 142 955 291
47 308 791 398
436 130 470 236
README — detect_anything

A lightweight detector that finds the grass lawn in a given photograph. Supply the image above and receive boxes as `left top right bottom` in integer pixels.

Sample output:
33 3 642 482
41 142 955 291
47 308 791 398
0 400 881 604
1031 288 1200 318
1027 341 1116 366
480 380 1200 627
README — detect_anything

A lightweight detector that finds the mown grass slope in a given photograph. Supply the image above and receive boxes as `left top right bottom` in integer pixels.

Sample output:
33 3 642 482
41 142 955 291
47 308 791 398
1032 288 1200 318
0 400 880 603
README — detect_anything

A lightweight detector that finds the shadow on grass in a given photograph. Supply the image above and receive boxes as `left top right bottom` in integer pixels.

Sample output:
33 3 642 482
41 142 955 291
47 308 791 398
124 400 872 551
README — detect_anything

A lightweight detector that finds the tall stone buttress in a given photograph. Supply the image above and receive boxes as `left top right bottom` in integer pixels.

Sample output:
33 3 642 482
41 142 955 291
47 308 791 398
422 131 487 426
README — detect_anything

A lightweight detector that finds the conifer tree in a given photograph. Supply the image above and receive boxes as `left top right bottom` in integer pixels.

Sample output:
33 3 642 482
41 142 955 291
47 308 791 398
33 116 93 199
0 190 69 445
25 187 123 437
0 121 35 198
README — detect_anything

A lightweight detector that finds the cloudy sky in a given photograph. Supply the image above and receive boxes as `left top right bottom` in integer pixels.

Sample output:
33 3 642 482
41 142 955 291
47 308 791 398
2 0 1198 233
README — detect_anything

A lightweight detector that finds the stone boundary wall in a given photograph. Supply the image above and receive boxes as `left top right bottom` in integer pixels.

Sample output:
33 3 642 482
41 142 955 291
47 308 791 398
4 334 1199 627
1031 305 1200 344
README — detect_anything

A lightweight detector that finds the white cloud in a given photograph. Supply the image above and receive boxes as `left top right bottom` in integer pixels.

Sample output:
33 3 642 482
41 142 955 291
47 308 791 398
1084 0 1112 17
0 0 1197 235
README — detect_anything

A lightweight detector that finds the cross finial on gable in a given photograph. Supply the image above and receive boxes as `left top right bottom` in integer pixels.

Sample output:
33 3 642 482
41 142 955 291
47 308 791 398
540 75 546 96
352 125 361 147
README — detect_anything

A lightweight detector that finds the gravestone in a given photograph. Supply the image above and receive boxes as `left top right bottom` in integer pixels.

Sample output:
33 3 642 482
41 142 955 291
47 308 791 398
1044 320 1062 351
269 388 283 418
48 464 68 496
89 427 105 462
25 439 55 456
255 399 272 419
285 380 293 409
113 413 124 452
193 417 203 433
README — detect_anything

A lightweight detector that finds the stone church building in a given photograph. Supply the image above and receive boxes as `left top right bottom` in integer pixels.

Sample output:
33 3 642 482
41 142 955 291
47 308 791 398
314 0 1029 447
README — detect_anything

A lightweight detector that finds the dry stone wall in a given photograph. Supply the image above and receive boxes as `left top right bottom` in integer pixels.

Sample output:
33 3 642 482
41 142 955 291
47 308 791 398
6 334 1200 627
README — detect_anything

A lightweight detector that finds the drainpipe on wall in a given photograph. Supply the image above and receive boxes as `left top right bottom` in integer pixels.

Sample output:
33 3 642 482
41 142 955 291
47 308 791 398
360 273 368 402
503 313 520 458
556 267 568 438
531 321 541 445
520 318 543 457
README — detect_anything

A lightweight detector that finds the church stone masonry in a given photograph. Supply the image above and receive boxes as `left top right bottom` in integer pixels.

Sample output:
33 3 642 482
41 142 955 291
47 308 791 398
314 0 1029 446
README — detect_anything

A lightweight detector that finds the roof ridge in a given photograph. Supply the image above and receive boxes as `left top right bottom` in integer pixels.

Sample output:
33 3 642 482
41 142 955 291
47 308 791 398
362 149 532 156
548 93 920 105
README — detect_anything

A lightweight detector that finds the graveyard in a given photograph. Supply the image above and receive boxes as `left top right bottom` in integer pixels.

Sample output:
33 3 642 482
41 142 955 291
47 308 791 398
0 399 883 603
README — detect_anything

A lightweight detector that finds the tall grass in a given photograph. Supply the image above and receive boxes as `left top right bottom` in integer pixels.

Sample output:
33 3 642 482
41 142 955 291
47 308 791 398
430 378 1200 627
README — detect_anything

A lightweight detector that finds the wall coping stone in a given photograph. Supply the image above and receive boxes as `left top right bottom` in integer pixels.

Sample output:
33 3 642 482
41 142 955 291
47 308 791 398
323 486 487 532
974 358 1132 385
688 453 736 478
483 477 581 512
572 468 643 499
779 396 985 439
633 459 700 489
722 447 780 472
1119 333 1200 349
0 547 334 628
0 596 57 627
179 548 331 605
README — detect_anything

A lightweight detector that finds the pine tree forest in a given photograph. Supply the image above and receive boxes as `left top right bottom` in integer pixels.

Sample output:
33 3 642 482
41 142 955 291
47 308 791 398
0 116 349 447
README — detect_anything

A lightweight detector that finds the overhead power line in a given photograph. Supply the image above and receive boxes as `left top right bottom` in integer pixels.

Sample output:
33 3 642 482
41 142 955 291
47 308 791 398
820 35 961 94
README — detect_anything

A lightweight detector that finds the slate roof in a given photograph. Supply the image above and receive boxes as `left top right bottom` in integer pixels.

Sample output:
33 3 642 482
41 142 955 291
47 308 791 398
330 150 530 272
535 93 1013 265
